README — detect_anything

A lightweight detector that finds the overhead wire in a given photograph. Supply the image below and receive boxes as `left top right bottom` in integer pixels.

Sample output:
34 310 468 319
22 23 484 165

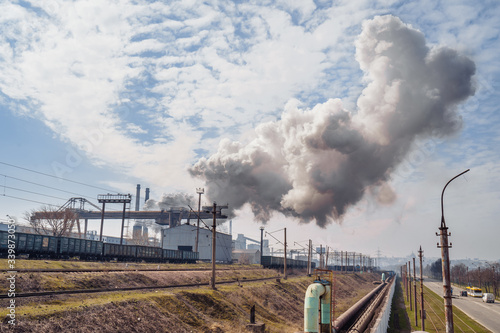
1 194 61 208
1 185 70 201
0 173 94 199
0 161 117 193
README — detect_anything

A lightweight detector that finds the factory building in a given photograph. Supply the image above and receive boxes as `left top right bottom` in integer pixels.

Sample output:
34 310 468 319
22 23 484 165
232 249 261 264
162 224 232 263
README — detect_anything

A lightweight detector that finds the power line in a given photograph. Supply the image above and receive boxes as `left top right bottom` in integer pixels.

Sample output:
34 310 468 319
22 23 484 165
0 173 94 199
1 194 61 208
0 185 68 201
0 161 117 193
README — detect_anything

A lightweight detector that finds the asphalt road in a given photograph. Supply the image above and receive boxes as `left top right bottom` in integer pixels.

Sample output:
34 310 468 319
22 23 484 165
424 279 500 333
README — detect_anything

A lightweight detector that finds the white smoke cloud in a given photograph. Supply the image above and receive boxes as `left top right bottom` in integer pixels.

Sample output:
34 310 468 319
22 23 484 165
144 192 196 211
189 15 476 227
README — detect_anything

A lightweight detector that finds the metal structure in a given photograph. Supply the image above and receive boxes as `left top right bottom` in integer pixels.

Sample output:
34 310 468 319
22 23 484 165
266 228 287 279
437 169 469 333
32 197 228 236
97 194 131 244
194 187 204 253
260 227 264 265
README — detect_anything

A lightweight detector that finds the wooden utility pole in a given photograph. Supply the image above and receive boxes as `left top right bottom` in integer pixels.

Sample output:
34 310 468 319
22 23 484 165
284 227 287 279
211 202 217 290
409 261 413 311
413 257 418 326
419 246 425 331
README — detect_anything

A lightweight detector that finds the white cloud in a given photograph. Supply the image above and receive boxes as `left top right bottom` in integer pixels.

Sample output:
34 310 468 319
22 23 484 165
1 0 499 259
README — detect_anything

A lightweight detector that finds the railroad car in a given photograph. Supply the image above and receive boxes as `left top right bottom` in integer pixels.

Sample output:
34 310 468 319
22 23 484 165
0 230 198 263
261 255 313 269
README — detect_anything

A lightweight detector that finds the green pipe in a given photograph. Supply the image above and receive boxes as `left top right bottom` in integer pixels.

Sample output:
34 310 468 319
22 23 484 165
321 285 331 325
304 283 326 332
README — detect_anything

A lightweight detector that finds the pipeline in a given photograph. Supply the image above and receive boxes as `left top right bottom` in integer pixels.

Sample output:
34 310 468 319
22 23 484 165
332 281 386 333
304 283 327 333
348 277 394 332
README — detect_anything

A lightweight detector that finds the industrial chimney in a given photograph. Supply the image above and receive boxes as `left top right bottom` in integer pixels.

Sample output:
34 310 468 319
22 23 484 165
135 184 141 211
145 188 150 203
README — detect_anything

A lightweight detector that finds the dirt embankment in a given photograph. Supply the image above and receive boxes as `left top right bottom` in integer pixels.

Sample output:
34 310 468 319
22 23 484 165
1 265 380 333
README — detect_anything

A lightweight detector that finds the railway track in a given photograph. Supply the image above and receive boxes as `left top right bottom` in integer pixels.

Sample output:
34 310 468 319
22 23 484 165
0 267 254 273
0 275 281 299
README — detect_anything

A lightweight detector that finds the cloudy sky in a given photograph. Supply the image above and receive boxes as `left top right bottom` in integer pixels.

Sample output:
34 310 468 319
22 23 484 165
1 0 499 262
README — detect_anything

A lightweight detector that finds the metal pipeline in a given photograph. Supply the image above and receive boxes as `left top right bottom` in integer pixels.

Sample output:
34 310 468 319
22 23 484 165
348 277 394 332
332 282 386 333
304 283 327 333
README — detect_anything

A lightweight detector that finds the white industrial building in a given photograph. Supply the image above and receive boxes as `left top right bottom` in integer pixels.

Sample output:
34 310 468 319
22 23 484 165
162 224 232 263
232 249 261 264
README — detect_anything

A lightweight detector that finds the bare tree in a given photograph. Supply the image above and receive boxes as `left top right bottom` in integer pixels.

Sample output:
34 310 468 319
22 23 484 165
25 206 77 237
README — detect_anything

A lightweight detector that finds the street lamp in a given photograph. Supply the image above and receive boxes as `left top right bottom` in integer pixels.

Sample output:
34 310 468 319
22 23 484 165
194 188 204 253
438 168 469 333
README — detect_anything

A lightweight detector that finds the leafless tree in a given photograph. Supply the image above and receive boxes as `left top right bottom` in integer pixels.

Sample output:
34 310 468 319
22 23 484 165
24 206 78 237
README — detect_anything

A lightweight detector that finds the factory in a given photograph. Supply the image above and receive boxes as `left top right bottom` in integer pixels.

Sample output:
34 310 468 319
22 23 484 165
161 224 232 263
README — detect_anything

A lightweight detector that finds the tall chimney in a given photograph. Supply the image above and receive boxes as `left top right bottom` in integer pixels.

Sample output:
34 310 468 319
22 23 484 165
145 188 150 203
135 184 141 211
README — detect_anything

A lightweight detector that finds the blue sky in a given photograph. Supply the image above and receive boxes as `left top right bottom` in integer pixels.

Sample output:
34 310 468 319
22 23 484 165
1 0 499 261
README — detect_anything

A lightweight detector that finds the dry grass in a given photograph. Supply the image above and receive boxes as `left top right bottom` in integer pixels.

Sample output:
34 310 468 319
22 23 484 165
0 264 381 333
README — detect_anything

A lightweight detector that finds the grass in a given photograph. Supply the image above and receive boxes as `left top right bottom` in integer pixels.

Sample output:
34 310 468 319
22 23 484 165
388 277 411 333
0 270 382 332
401 281 490 332
0 258 259 270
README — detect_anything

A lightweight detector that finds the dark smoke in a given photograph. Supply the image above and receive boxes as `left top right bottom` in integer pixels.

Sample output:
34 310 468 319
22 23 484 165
189 15 476 227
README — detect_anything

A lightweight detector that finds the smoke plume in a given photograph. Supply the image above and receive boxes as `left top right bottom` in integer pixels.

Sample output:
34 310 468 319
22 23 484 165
144 193 195 211
189 15 476 227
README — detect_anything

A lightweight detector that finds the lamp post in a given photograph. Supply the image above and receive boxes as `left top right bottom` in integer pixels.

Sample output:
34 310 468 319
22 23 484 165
194 188 204 253
438 169 470 333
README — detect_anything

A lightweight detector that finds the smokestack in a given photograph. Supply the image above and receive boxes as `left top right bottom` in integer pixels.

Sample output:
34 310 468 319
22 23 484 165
145 188 150 203
133 225 142 239
135 184 141 211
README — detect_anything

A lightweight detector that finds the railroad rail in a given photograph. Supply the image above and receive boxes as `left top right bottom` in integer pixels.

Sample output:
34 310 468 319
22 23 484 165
0 267 256 273
0 275 282 299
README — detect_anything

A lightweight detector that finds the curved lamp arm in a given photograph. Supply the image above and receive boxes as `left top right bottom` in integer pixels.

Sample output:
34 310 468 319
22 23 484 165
441 169 470 227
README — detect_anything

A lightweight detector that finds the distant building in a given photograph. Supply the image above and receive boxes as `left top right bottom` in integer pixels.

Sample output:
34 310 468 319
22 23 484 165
232 249 261 264
162 224 232 263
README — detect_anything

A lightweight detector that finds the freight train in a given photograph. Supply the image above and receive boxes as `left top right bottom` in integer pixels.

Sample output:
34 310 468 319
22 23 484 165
0 230 198 263
261 255 314 270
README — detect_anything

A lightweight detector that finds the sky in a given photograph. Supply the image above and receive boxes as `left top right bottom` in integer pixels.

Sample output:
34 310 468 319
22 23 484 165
1 0 499 262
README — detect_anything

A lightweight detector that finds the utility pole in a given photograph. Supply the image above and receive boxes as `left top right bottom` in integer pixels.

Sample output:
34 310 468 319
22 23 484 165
325 246 329 269
195 188 204 253
341 251 343 273
419 246 425 331
406 262 409 302
260 227 264 266
319 245 323 269
438 169 469 333
211 202 217 290
307 239 312 276
413 257 418 326
409 261 413 311
284 228 287 279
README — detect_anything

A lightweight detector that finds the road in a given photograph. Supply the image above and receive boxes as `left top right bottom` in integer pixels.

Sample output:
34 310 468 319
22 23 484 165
424 279 500 333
